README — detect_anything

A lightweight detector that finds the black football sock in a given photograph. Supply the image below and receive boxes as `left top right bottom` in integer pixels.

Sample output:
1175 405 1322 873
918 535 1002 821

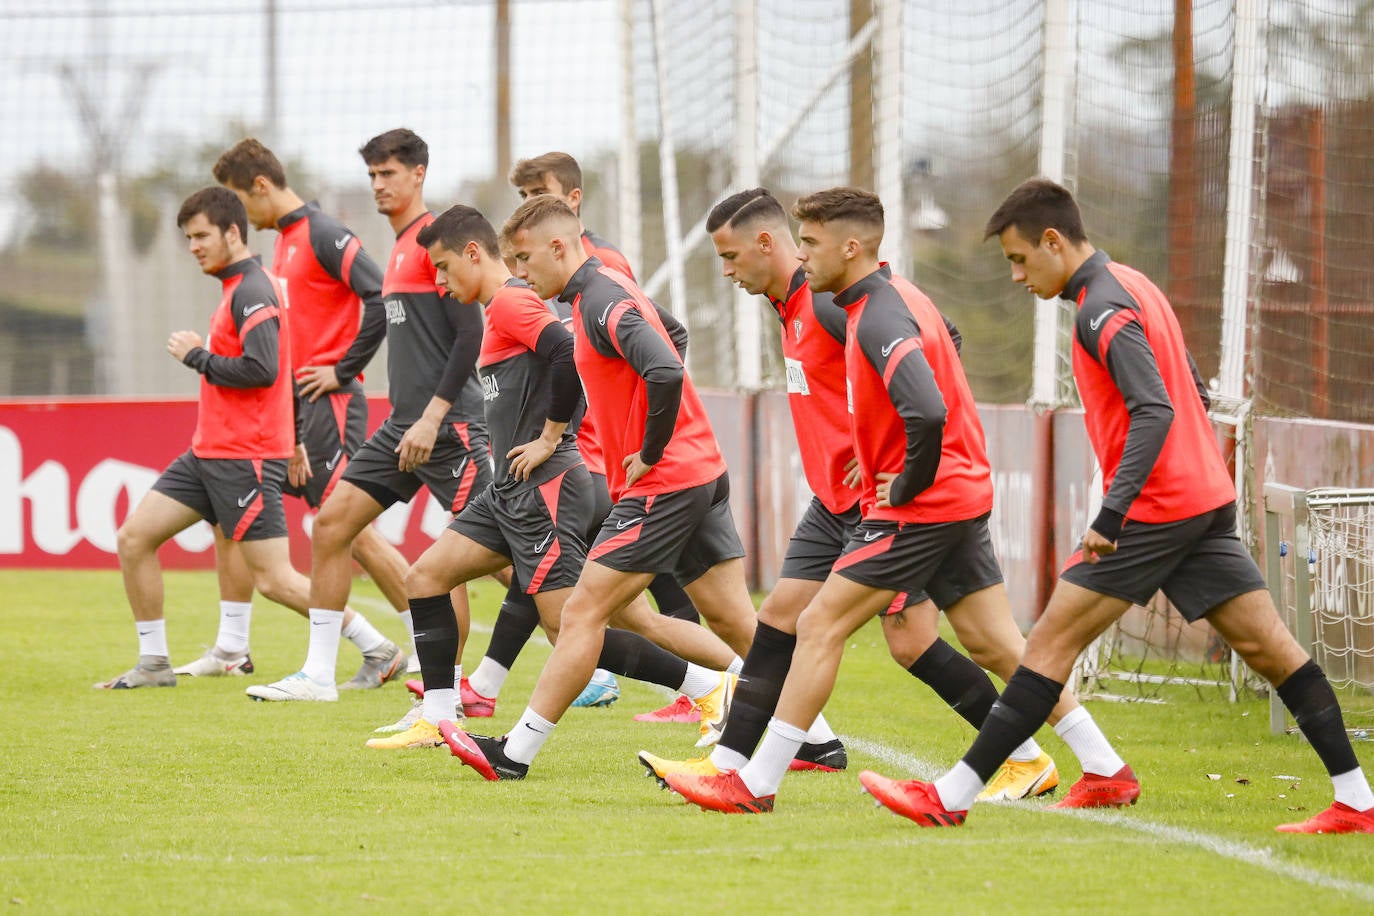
597 628 689 688
907 638 999 730
961 666 1062 782
409 594 460 691
1276 660 1360 776
483 586 541 670
648 574 700 623
719 622 797 758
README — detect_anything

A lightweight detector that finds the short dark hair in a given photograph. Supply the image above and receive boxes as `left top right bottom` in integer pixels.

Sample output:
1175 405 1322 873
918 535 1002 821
706 188 789 234
177 186 248 240
509 151 581 193
358 128 429 168
983 178 1087 245
416 205 500 258
500 194 581 245
791 187 884 229
213 138 287 192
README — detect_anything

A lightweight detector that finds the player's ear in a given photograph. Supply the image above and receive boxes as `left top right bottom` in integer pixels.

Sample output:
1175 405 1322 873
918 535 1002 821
565 187 582 212
466 240 482 263
1042 228 1062 253
757 229 773 254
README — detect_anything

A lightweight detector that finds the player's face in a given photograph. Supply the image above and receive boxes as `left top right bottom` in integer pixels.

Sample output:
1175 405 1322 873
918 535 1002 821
183 213 233 275
711 222 774 297
515 173 581 214
506 227 562 299
228 181 275 231
796 219 847 293
999 225 1067 299
427 241 480 302
367 157 424 216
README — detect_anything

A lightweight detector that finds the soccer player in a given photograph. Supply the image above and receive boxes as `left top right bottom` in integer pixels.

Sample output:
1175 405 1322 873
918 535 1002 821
439 195 759 779
368 205 737 749
667 188 1127 815
854 178 1374 834
463 151 702 715
245 129 492 702
170 138 410 685
97 188 299 688
642 187 1104 799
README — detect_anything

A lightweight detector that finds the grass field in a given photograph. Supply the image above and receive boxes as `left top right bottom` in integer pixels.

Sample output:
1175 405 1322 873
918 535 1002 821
2 569 1372 914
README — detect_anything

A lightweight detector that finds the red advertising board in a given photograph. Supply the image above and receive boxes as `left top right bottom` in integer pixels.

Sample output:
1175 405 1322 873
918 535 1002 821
0 396 446 570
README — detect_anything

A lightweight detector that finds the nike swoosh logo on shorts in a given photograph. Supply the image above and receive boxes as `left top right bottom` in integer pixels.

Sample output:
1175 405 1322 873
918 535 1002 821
452 458 468 479
325 449 343 471
237 488 259 508
863 530 883 542
616 516 643 530
534 531 554 553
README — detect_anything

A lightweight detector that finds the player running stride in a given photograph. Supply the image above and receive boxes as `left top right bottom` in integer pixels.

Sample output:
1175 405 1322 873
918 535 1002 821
99 188 298 689
857 179 1374 835
441 195 759 779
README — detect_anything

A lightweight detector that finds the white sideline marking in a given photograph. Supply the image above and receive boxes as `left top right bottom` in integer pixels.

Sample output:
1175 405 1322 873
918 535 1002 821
842 736 1374 903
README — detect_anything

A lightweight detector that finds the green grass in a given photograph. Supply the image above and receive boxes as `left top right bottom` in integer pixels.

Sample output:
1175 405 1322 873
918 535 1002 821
2 570 1372 914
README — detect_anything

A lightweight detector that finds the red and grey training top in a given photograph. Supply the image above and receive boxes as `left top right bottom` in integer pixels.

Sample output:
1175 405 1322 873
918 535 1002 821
835 264 992 524
562 257 724 500
581 229 634 280
771 266 967 518
271 201 385 384
381 212 486 429
185 256 294 460
477 278 584 491
1065 250 1233 535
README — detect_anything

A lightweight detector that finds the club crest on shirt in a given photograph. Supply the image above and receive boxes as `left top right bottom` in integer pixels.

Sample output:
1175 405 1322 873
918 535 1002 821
793 318 803 342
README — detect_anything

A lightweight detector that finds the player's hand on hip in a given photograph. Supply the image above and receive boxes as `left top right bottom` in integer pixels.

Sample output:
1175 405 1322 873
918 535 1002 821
288 443 313 488
167 330 203 362
843 457 863 489
507 437 556 482
1081 528 1117 564
874 471 897 509
622 452 653 487
395 417 439 472
296 365 341 401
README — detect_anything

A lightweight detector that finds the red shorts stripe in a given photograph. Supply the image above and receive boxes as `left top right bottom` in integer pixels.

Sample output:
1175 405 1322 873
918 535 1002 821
588 521 644 562
329 391 350 439
450 458 478 513
232 494 264 540
537 470 569 527
526 540 562 594
832 531 897 573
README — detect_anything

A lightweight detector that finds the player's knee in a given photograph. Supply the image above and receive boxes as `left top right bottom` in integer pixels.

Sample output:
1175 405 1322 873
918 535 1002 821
404 562 444 600
116 521 154 562
311 509 354 553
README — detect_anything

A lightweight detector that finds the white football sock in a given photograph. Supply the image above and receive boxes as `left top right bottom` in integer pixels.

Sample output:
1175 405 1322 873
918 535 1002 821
1332 767 1374 811
710 745 749 771
679 663 722 699
135 619 168 660
1009 738 1043 763
468 659 508 698
341 612 388 655
1054 706 1126 776
302 609 344 684
422 687 457 726
215 600 252 656
739 718 808 797
503 707 555 765
805 712 838 744
398 609 415 647
727 656 744 675
933 761 985 812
